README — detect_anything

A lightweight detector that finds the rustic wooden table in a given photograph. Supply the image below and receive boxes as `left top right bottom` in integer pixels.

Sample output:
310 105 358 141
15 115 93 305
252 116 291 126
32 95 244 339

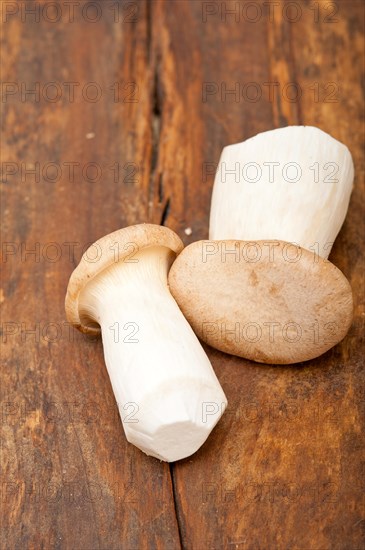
2 1 364 549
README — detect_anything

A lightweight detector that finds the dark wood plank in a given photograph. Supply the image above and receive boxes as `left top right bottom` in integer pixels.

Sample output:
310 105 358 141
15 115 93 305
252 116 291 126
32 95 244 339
153 1 365 549
1 2 181 548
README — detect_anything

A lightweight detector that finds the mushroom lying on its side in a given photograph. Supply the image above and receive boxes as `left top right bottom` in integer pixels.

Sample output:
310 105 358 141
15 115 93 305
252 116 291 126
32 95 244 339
169 126 354 364
65 224 227 461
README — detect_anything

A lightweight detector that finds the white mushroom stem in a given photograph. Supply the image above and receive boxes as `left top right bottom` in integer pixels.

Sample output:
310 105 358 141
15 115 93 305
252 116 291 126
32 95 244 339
78 246 227 462
209 126 354 259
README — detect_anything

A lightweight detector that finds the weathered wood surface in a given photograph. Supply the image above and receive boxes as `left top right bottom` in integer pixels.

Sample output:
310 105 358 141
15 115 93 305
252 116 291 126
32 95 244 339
1 1 364 549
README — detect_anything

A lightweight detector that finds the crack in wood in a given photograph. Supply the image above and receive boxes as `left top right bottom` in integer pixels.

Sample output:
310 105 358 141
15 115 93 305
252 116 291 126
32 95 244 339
169 462 184 550
158 173 164 203
160 197 170 226
148 41 168 223
151 66 161 176
147 1 172 226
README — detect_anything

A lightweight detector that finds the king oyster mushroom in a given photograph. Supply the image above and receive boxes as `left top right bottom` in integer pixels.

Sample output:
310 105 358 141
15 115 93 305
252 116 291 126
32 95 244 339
65 224 227 461
168 126 354 364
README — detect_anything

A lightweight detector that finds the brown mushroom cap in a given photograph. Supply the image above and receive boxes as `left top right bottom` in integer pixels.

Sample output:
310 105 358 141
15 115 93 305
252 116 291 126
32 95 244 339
65 224 183 335
168 240 353 364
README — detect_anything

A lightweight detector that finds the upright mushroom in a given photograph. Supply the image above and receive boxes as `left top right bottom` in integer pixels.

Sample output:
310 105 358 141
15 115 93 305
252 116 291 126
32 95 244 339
169 126 354 364
209 126 354 256
66 224 227 461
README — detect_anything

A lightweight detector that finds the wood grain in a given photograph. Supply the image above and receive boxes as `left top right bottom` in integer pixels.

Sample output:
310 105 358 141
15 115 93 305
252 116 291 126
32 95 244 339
1 1 364 549
153 1 364 549
1 2 180 549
